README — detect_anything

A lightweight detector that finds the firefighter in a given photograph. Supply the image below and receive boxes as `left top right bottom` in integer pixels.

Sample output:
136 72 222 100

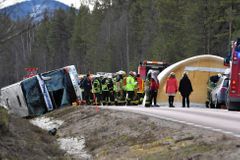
101 77 109 105
144 73 151 107
136 74 144 104
92 76 102 105
121 72 127 104
108 77 115 105
126 71 136 105
113 74 117 103
132 72 139 105
115 72 125 105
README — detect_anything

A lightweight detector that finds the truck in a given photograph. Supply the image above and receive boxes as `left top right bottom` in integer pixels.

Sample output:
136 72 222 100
225 39 240 111
138 60 168 80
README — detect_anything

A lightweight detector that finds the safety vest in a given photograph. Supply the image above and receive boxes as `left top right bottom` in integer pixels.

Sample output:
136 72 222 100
92 78 101 94
102 78 109 91
108 79 114 92
126 75 135 91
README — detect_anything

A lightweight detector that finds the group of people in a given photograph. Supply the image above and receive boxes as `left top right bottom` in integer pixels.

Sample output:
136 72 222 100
79 71 159 106
166 72 193 107
80 70 193 107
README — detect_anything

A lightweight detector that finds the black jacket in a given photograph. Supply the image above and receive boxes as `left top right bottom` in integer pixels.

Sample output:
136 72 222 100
82 77 92 92
179 75 193 96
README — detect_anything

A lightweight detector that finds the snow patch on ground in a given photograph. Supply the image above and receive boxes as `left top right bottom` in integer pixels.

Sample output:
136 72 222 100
30 116 91 159
30 116 63 130
58 137 91 159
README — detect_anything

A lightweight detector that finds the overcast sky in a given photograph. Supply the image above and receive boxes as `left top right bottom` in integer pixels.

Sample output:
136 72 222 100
0 0 96 9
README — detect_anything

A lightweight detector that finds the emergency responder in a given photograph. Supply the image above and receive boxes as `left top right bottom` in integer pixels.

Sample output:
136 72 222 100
101 77 109 105
108 77 115 105
126 71 136 105
92 76 102 105
82 74 92 105
136 74 144 104
115 71 125 105
132 72 139 105
122 72 127 104
113 74 117 104
144 73 151 107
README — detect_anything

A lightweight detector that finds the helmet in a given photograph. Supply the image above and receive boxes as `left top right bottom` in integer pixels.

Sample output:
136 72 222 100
129 71 134 76
132 71 137 76
117 70 126 75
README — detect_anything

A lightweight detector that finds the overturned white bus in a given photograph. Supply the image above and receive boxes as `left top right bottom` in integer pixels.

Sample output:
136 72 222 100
0 65 82 117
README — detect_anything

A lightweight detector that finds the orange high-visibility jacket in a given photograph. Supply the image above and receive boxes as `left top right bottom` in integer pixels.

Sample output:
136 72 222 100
137 77 144 93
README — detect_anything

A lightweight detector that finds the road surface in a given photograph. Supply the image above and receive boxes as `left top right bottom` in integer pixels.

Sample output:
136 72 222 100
100 105 240 138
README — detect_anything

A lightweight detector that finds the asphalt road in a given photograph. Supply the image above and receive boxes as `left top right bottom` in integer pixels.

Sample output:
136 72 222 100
100 105 240 138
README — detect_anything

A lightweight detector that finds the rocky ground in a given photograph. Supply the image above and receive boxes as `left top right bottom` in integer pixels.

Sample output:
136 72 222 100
1 105 240 160
0 112 66 159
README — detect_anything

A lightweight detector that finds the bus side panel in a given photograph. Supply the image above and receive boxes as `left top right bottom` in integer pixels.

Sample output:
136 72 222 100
1 83 29 117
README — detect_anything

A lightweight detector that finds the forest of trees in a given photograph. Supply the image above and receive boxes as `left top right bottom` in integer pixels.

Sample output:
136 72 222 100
1 0 240 87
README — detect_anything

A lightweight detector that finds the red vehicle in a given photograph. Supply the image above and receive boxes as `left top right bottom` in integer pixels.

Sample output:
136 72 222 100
138 60 168 80
226 40 240 110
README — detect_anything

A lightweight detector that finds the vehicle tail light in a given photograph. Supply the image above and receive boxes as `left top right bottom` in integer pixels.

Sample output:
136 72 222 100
233 55 237 61
233 51 238 61
231 80 237 93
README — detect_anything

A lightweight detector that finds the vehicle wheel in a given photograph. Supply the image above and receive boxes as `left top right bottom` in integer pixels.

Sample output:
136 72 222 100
209 98 214 108
214 99 220 109
205 101 209 108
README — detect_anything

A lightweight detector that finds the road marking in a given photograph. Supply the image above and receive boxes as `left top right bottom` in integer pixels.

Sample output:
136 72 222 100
135 110 240 138
101 106 240 138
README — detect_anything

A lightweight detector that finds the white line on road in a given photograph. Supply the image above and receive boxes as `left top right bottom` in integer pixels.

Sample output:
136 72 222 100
101 106 240 138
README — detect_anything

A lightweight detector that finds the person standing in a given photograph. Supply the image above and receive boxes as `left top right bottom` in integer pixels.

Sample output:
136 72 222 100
144 74 151 107
101 77 109 105
150 77 159 107
108 78 115 105
178 72 193 108
166 72 178 107
82 74 92 105
126 71 136 105
92 76 102 105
